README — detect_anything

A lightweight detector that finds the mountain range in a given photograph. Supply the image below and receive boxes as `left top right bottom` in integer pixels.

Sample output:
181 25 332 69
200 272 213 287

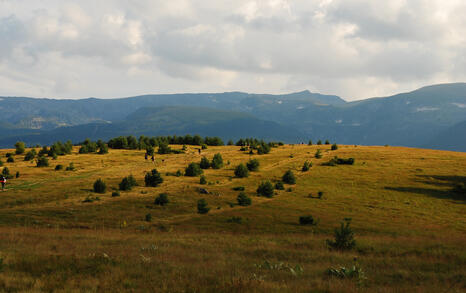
0 83 465 151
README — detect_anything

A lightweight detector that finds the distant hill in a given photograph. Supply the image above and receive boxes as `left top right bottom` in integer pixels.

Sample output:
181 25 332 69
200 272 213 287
426 120 466 152
0 83 465 151
0 106 305 147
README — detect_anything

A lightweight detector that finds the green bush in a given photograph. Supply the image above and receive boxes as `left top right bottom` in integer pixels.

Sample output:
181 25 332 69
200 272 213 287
24 149 36 161
0 160 3 166
227 216 243 223
112 191 120 197
1 167 10 177
308 140 313 145
65 162 75 171
55 164 64 171
15 141 25 155
15 171 20 178
199 175 207 185
282 170 296 184
326 219 356 250
275 181 284 190
175 170 182 177
197 198 210 214
145 169 163 187
154 193 169 206
315 149 322 159
246 158 260 171
36 156 49 167
145 213 152 222
317 140 322 145
232 186 245 191
211 153 224 169
185 162 203 177
93 178 107 193
299 215 318 225
331 143 338 150
302 161 312 171
234 163 249 178
157 142 172 154
257 181 274 198
6 157 14 163
325 140 330 145
200 157 210 169
119 175 138 191
237 192 252 206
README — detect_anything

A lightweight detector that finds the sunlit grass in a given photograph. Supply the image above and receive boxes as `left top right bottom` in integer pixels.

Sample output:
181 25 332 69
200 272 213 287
0 144 464 292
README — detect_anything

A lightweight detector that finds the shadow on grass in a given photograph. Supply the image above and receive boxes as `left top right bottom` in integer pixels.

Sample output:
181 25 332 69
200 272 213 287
385 174 466 202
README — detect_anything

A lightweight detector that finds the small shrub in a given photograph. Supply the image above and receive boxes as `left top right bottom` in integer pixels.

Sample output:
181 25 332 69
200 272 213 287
7 157 14 163
199 175 207 185
211 153 224 169
286 187 293 192
36 156 49 167
325 140 330 145
65 162 75 171
282 170 296 184
234 163 249 178
93 178 107 193
15 171 20 178
318 191 324 199
200 157 210 169
175 170 183 177
325 264 366 285
15 141 25 155
1 167 10 177
299 215 318 225
145 169 163 187
201 144 208 150
315 149 322 159
154 193 169 206
326 218 356 250
237 192 252 206
302 161 312 171
0 160 3 166
308 140 313 145
112 191 120 197
257 181 274 198
246 159 260 171
145 213 152 222
24 150 36 161
275 181 285 190
331 143 338 150
197 198 210 214
232 186 245 191
119 175 137 191
185 162 203 177
317 140 322 145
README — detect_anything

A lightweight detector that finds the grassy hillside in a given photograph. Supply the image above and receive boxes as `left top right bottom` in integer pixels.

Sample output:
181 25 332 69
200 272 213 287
0 144 465 292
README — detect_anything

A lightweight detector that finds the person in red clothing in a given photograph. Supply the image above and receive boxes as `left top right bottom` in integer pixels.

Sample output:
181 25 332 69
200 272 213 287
0 176 5 191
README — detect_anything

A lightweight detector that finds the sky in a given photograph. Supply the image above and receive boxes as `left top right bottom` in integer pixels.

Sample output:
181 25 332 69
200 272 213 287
0 0 465 101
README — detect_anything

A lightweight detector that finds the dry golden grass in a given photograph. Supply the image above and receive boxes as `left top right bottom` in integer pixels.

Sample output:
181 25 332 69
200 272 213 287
0 144 465 292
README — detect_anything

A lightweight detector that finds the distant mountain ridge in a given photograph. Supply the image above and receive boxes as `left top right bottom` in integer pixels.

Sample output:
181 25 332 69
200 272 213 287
0 83 465 151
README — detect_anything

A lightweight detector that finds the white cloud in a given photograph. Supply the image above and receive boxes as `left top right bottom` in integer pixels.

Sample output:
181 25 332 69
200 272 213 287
0 0 465 100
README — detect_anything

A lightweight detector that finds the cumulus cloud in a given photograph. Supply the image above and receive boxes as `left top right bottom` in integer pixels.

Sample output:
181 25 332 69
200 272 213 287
0 0 465 100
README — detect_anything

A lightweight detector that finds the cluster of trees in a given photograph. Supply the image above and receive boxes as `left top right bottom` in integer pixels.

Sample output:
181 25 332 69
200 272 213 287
108 135 224 150
79 139 108 154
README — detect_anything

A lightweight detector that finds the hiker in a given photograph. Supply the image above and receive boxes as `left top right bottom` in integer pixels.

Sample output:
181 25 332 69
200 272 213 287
151 155 155 162
145 153 148 160
1 176 5 191
198 148 201 154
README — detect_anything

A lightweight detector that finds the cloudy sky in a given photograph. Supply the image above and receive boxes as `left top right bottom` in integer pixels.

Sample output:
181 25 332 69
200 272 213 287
0 0 465 101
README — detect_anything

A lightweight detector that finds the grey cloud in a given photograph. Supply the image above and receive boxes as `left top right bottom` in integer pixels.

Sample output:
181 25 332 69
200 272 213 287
0 0 465 100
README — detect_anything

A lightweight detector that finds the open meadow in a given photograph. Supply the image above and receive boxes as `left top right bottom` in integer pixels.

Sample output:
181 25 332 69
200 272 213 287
0 144 465 292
